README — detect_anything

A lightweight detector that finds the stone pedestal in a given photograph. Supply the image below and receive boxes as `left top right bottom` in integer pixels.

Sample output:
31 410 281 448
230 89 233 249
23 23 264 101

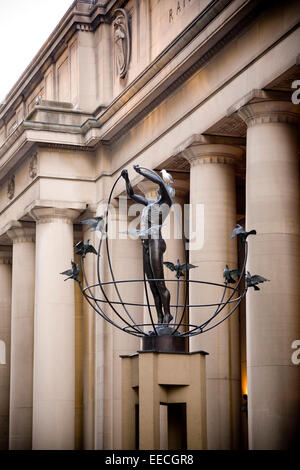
121 348 207 450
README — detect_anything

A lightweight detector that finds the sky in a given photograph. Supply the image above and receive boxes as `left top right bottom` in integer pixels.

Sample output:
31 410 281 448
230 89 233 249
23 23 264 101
0 0 74 102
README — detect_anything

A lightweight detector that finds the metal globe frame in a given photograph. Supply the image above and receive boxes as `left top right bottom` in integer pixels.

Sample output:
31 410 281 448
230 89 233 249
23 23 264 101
76 172 250 340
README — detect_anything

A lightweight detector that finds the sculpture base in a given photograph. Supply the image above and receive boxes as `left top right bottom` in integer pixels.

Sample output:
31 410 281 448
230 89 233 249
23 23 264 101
121 350 208 450
142 334 188 353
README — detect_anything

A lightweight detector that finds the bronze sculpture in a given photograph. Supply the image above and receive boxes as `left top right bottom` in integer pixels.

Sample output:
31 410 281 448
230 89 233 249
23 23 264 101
60 167 268 344
121 164 175 324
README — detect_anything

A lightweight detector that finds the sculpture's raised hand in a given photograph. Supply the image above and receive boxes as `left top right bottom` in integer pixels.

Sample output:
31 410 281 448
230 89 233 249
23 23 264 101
121 169 129 180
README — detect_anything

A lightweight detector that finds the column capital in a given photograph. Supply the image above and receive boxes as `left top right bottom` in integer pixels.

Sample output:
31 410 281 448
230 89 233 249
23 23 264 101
227 89 300 128
30 207 81 225
180 141 243 167
6 221 35 243
237 100 300 128
0 246 12 265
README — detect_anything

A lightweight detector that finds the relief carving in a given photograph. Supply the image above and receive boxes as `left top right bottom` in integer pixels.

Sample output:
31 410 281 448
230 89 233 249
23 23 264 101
7 175 15 200
29 152 38 179
113 8 131 79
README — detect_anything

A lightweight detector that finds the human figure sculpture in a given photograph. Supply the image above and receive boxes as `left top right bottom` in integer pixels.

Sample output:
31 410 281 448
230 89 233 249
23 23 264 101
114 18 126 76
121 165 175 325
113 9 130 79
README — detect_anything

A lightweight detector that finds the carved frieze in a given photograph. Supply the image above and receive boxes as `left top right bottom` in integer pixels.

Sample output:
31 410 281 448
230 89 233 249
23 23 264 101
113 8 131 79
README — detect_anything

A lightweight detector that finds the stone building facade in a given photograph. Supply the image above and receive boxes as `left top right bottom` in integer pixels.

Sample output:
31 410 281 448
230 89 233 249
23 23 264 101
0 0 299 450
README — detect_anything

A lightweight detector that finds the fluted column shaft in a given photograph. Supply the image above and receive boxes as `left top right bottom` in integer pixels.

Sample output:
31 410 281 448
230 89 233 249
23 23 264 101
31 207 80 450
182 143 242 449
7 224 35 450
238 100 300 449
0 248 12 449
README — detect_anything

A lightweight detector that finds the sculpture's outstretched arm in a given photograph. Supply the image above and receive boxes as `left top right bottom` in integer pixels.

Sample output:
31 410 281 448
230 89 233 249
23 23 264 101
133 165 173 206
121 169 148 205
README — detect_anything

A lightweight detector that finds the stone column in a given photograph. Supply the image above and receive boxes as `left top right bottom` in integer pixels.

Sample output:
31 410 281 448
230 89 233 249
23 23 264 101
0 247 12 450
181 138 243 449
74 247 84 450
31 207 80 450
81 212 96 449
7 223 35 450
237 100 300 449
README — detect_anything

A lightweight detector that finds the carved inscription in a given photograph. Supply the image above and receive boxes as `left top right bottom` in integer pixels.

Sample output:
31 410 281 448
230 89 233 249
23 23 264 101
169 0 194 22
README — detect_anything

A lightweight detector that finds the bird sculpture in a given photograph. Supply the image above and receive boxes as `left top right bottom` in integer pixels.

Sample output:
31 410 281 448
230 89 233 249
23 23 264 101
81 216 104 232
120 224 163 238
246 271 269 290
231 224 256 241
60 261 80 282
75 239 97 258
223 264 240 284
160 169 174 185
164 259 198 279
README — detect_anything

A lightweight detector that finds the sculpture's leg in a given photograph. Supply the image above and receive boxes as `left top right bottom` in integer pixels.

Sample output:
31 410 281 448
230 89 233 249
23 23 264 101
149 239 172 324
142 242 164 324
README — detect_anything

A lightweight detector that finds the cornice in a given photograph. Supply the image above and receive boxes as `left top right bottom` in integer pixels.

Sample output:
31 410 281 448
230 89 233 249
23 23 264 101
0 1 125 120
0 0 288 182
0 0 259 136
87 0 262 143
0 2 108 120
